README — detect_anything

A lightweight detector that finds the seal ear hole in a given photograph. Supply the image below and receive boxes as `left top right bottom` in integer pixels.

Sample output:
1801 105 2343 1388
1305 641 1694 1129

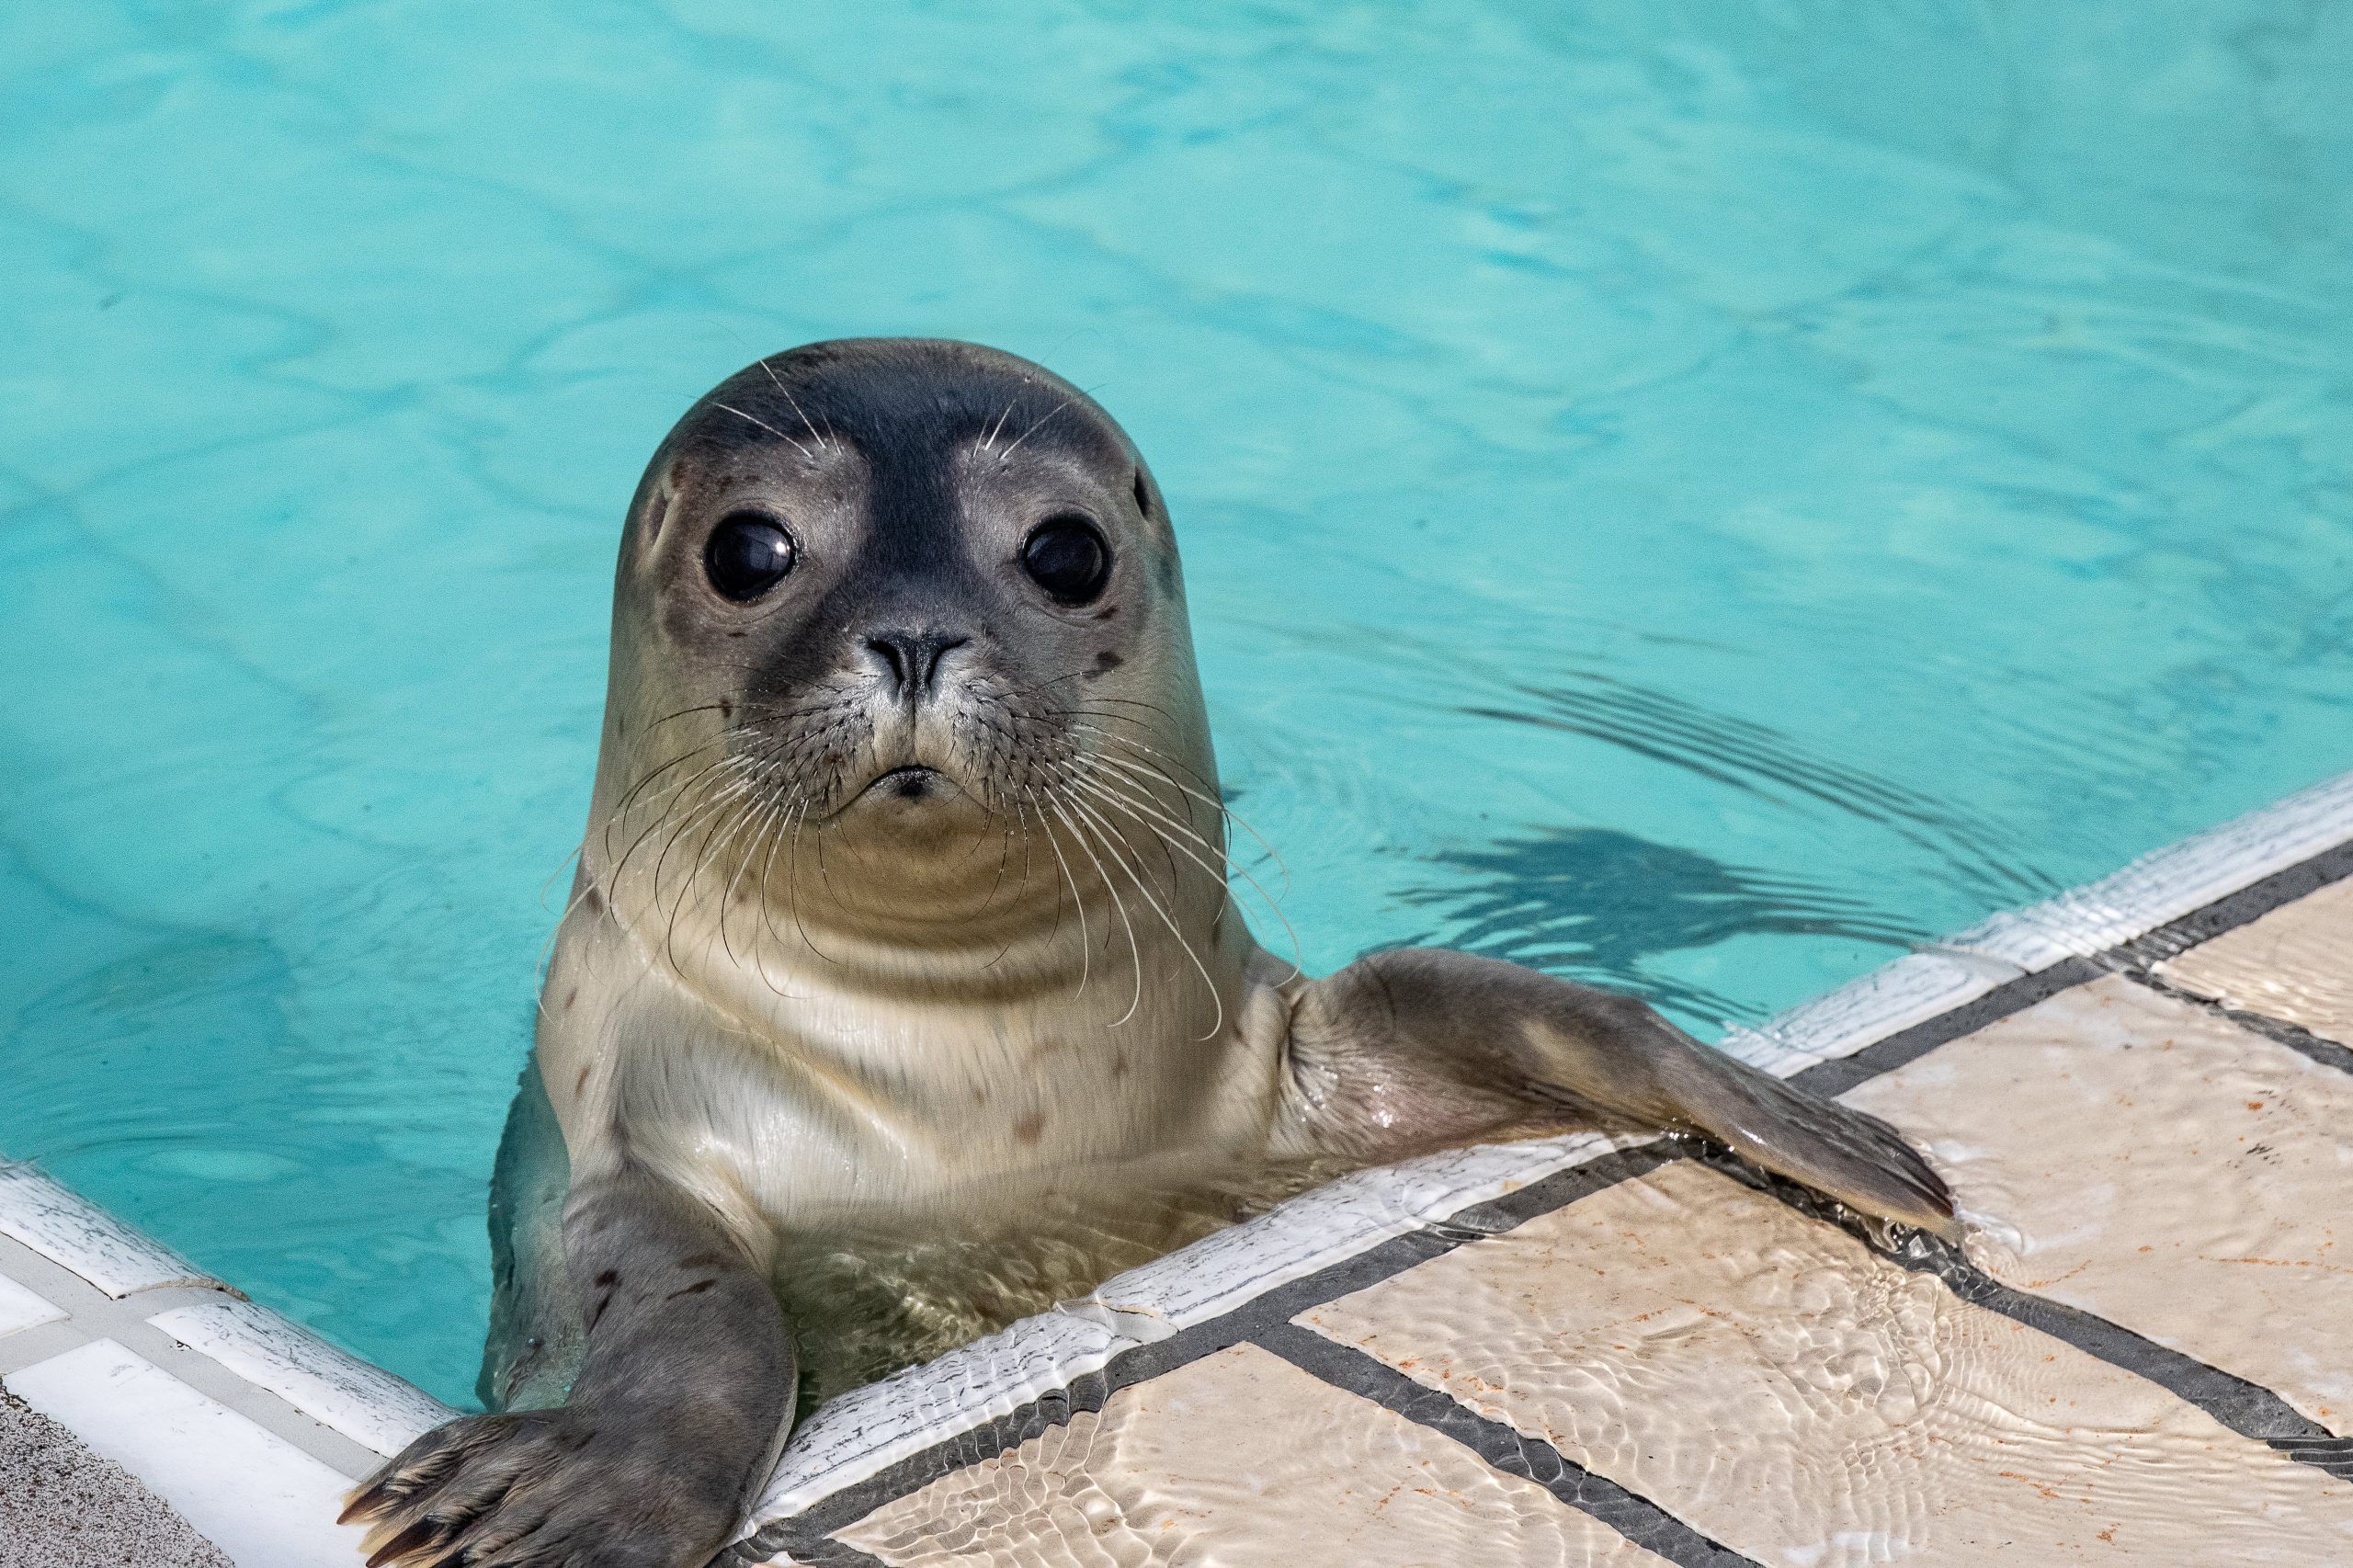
640 460 693 552
639 483 676 551
1131 469 1152 518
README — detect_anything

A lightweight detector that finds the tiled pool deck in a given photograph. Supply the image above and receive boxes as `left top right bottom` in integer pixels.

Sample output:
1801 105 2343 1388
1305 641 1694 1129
5 772 2351 1565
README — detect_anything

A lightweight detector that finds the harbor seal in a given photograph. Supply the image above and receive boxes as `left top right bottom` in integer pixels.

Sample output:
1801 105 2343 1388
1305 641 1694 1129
346 339 1954 1568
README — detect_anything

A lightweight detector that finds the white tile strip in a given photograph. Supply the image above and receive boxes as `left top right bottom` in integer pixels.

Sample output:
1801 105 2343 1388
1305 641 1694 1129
1090 1131 1647 1331
7 1337 369 1568
750 1309 1130 1524
0 1270 65 1339
1717 947 2025 1074
0 1162 221 1298
149 1297 455 1460
1955 768 2353 970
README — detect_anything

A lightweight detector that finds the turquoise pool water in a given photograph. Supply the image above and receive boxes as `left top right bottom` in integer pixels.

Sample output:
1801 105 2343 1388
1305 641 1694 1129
3 4 2349 1407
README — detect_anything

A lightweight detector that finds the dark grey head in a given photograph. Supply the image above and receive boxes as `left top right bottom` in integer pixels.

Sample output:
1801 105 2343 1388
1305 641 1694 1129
591 339 1215 914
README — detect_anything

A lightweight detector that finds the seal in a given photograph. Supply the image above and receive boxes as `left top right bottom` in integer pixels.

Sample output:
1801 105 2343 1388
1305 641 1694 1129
345 339 1955 1568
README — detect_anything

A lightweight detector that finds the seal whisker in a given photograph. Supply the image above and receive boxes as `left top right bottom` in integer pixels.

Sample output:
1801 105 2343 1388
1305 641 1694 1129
1015 787 1072 960
995 392 1079 466
645 762 771 952
1062 710 1225 792
753 358 835 460
533 845 593 957
1074 726 1293 896
601 703 831 889
641 702 738 733
695 781 784 957
714 779 795 970
1077 730 1299 899
1052 797 1144 1026
971 801 1031 971
1073 769 1306 988
972 790 1022 915
665 785 765 979
747 799 811 992
1069 763 1274 919
538 843 585 915
1055 715 1223 800
710 399 816 465
785 794 847 966
1059 789 1225 1041
979 393 1019 456
1026 786 1094 1001
596 705 827 865
599 738 733 859
643 748 800 935
601 751 739 893
639 755 764 902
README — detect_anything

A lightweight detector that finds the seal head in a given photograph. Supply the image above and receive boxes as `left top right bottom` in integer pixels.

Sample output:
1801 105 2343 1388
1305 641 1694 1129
588 337 1228 995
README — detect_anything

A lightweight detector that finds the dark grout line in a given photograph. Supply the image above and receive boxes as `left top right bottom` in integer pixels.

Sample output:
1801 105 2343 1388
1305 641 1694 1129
1685 1149 2353 1485
2112 837 2353 968
738 833 2353 1556
1789 956 2102 1100
1919 1260 2353 1484
1256 1322 1766 1568
734 1526 891 1567
2124 969 2353 1079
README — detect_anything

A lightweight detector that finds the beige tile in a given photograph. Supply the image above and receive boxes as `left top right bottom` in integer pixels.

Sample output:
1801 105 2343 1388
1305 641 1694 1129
1847 974 2353 1434
1306 1161 2353 1567
2157 878 2353 1046
837 1343 1670 1567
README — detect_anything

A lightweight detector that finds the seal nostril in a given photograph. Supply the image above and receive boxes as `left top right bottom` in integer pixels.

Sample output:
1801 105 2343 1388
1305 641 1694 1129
918 635 968 691
865 631 969 699
864 635 910 692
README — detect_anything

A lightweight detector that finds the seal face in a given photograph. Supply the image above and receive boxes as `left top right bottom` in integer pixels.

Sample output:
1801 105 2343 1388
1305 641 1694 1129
346 340 1958 1568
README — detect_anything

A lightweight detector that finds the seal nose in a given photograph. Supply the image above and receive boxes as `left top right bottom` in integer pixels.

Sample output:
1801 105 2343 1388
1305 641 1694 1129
863 629 968 702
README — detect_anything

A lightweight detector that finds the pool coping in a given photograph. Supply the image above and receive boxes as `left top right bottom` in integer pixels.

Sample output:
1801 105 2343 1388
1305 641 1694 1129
6 765 2352 1565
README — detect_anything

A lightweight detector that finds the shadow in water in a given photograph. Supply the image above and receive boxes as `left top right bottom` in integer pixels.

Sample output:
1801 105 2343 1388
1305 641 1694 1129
1398 825 1927 1028
1462 673 2053 911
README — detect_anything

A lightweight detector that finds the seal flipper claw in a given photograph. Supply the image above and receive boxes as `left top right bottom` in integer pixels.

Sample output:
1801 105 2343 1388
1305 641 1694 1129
1688 1063 1958 1238
351 1160 791 1568
342 1403 728 1568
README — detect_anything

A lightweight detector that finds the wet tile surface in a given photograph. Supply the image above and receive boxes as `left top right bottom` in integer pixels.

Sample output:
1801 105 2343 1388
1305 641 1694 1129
837 1343 1669 1567
2159 879 2353 1047
1846 974 2353 1435
1302 1160 2353 1565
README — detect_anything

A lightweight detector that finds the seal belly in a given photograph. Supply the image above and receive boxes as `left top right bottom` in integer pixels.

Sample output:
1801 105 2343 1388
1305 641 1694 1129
768 1152 1330 1403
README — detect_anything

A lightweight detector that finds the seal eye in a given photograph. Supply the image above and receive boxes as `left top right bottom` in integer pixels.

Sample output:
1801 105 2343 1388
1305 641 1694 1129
1021 516 1110 606
703 513 796 602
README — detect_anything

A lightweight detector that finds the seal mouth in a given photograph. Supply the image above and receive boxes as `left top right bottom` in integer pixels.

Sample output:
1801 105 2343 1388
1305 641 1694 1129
857 764 953 804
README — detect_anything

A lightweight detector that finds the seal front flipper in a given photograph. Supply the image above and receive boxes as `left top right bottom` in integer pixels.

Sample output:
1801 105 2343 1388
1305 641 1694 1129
1288 947 1958 1238
345 1161 794 1568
